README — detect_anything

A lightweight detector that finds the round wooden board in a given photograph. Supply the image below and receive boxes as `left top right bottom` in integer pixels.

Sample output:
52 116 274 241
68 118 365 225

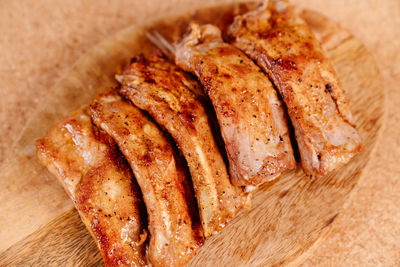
0 2 385 267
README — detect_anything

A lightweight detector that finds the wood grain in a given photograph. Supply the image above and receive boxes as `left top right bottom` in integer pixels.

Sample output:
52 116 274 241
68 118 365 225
0 3 384 266
0 210 102 267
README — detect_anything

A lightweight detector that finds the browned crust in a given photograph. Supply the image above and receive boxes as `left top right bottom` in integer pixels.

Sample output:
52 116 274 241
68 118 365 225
228 0 363 177
89 93 203 267
35 110 148 266
118 54 249 236
176 23 296 186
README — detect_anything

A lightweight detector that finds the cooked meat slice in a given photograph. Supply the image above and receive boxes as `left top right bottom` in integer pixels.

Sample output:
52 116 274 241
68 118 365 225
36 110 148 266
117 54 249 237
228 0 363 176
175 23 296 187
90 94 203 267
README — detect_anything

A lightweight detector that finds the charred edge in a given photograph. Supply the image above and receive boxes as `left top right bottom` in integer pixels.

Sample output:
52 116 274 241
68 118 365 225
130 53 146 64
325 83 333 93
143 71 156 84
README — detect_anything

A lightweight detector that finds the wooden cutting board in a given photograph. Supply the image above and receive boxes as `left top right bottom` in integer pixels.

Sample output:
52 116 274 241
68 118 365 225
0 2 385 266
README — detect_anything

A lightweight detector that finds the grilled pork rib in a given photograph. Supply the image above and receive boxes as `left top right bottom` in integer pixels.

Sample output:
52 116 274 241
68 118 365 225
90 94 203 267
228 0 362 176
175 23 296 187
36 110 148 266
117 54 248 237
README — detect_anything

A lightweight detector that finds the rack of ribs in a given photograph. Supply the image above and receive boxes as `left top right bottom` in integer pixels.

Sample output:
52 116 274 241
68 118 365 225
90 93 203 267
117 54 249 237
228 0 363 177
36 110 148 266
175 22 296 187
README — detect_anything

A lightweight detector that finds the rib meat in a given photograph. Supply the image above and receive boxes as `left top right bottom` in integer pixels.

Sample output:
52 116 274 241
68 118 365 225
90 93 203 267
175 23 296 187
36 110 148 266
228 0 363 176
117 54 248 237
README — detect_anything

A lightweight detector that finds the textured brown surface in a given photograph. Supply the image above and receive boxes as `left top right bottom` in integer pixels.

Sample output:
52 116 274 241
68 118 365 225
0 0 398 266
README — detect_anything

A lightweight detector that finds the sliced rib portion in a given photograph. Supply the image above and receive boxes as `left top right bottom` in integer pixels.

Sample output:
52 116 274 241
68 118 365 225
175 23 295 187
117 54 248 237
228 0 363 176
90 93 203 267
36 110 148 266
